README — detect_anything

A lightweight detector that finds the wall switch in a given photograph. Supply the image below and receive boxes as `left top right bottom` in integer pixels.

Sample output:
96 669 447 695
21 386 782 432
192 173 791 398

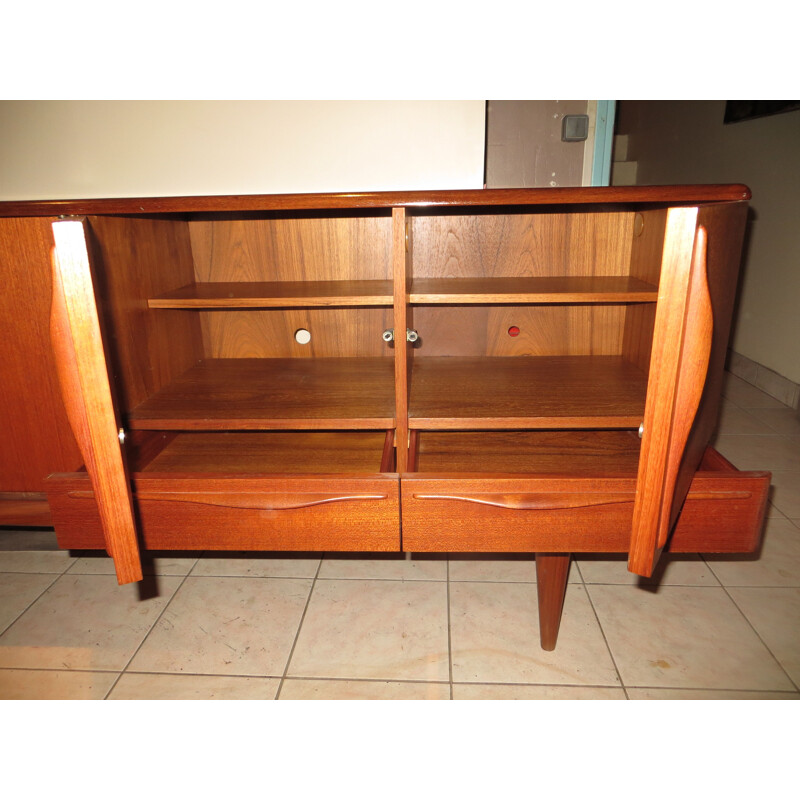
562 114 589 142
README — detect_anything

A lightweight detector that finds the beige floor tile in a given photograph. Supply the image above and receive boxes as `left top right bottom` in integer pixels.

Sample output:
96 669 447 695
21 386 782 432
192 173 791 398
448 554 537 583
745 407 800 436
727 587 800 686
0 574 180 671
714 434 800 472
279 678 451 699
129 576 312 677
452 683 626 699
191 553 321 578
0 573 59 633
109 672 280 699
705 518 800 587
587 585 794 691
67 553 199 576
768 472 800 518
577 554 719 587
0 530 60 551
287 579 449 682
447 554 579 584
627 687 799 700
319 553 447 581
714 401 775 436
0 668 118 699
450 582 619 686
0 550 76 574
722 374 785 409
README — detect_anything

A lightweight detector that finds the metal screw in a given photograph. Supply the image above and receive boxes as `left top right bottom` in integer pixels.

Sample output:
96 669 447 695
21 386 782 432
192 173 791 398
382 329 394 342
118 428 126 444
406 329 419 343
638 423 644 439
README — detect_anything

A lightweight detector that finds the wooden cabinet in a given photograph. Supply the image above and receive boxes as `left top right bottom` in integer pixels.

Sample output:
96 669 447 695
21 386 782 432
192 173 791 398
0 186 770 650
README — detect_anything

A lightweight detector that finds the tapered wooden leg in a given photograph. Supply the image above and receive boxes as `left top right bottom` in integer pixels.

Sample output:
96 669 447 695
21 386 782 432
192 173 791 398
536 553 571 651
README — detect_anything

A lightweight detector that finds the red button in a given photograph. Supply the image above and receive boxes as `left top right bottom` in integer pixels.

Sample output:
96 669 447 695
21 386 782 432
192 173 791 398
508 326 520 337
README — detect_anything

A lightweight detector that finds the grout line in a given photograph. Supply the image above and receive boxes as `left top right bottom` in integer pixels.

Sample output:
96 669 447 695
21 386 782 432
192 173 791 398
718 584 800 694
102 572 193 700
579 565 629 699
446 560 453 700
0 572 63 638
275 558 323 700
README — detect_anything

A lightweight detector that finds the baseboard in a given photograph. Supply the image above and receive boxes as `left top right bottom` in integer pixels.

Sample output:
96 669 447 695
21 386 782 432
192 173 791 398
726 350 800 410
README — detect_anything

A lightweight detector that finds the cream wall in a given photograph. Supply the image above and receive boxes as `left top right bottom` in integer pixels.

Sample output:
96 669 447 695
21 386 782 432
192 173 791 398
0 101 486 200
615 101 800 384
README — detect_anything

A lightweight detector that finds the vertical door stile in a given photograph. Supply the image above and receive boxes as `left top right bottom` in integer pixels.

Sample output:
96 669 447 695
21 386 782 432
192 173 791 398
50 217 142 584
628 207 711 577
392 207 410 472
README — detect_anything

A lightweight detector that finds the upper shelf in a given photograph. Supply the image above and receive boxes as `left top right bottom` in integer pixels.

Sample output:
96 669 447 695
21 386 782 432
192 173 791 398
149 280 394 309
408 276 658 305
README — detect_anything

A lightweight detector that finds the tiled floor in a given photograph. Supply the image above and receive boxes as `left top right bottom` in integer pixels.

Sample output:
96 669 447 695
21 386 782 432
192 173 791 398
0 372 798 700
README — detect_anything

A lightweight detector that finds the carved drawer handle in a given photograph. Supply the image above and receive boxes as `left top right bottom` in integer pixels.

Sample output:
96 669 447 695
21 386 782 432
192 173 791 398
68 491 387 511
412 489 752 511
411 493 634 511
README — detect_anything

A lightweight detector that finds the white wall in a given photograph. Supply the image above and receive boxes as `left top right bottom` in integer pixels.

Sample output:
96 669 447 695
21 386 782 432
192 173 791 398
0 101 486 200
615 101 800 385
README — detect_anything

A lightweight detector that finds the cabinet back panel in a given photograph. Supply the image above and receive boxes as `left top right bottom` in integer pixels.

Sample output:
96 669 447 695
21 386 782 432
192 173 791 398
87 216 204 414
410 211 635 279
188 216 393 283
412 305 627 357
198 308 394 358
622 208 667 373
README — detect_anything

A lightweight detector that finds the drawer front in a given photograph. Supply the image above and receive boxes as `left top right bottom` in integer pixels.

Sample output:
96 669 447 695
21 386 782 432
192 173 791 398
402 476 637 552
402 465 769 554
48 473 400 551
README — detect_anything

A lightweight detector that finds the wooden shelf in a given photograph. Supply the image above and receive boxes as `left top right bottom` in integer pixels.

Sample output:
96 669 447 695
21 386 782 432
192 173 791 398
149 280 394 309
128 358 396 430
136 431 392 474
408 356 647 429
408 276 658 304
413 430 642 475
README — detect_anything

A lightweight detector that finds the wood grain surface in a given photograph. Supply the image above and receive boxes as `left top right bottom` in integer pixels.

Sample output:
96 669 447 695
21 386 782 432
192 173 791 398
408 355 647 428
50 219 142 583
128 357 396 429
0 218 82 491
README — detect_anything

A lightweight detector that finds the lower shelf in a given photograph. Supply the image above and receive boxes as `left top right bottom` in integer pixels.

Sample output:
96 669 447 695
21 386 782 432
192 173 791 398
408 356 648 429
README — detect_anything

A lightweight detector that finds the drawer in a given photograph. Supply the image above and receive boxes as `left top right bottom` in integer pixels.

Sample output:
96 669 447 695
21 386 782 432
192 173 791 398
47 430 400 552
401 432 769 554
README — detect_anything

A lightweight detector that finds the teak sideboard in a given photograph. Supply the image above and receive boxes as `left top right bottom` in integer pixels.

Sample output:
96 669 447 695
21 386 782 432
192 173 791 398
0 186 770 650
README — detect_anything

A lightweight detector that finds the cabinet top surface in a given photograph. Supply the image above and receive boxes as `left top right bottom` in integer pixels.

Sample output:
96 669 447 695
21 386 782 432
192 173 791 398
0 184 750 217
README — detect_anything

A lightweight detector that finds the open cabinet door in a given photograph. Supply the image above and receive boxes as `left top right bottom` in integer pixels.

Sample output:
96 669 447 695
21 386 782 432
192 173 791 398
50 218 143 584
628 208 713 577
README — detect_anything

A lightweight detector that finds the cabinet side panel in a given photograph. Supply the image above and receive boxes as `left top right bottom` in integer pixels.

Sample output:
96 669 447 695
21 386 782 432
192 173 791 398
86 216 204 413
668 202 750 526
0 217 82 490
